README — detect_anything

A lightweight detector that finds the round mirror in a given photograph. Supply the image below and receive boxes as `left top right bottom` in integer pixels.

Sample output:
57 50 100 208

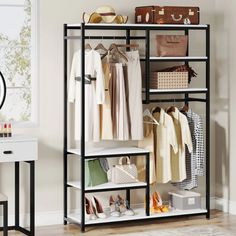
0 71 6 110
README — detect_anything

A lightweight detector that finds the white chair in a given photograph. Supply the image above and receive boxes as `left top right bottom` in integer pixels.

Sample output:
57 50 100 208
0 193 8 236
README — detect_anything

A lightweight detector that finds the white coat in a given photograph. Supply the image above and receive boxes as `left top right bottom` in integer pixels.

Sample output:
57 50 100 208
68 50 105 142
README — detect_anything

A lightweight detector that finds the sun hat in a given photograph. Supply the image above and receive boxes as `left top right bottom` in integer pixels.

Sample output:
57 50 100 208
83 6 128 24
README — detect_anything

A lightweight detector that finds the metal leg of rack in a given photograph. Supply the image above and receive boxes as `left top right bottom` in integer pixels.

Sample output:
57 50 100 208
145 30 150 104
126 28 131 208
185 28 189 106
63 23 68 226
146 153 150 216
206 25 211 219
80 22 86 232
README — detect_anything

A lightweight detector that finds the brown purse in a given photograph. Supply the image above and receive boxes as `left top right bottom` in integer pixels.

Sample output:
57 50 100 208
156 35 188 57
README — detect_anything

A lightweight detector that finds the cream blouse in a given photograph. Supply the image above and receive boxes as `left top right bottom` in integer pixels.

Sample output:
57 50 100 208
167 107 193 182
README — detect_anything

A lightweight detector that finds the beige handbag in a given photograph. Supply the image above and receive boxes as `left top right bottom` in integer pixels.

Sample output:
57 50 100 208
108 156 138 184
156 35 188 57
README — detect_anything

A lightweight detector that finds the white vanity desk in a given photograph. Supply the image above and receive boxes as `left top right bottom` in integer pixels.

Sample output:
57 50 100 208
0 135 38 236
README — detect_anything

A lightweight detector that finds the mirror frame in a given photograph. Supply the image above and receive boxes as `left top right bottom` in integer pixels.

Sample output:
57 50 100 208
0 71 6 110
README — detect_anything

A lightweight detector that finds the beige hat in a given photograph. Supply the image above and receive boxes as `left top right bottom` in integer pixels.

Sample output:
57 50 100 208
83 6 128 24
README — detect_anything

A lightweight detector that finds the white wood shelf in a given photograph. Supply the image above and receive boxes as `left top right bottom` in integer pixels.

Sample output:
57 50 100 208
68 207 207 225
143 88 208 93
67 147 149 157
67 181 147 191
140 56 208 61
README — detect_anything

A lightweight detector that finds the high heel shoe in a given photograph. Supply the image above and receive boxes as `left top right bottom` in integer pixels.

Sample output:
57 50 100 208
92 196 106 219
85 197 97 220
117 195 135 216
109 196 120 217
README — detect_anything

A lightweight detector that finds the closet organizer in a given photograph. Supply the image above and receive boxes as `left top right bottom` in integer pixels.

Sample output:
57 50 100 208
63 23 210 232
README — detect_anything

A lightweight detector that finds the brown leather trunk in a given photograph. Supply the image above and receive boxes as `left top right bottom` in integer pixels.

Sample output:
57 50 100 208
135 6 200 25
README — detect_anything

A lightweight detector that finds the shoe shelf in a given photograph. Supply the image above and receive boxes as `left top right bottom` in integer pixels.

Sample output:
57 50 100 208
67 147 149 158
67 181 147 193
140 56 208 62
67 207 207 226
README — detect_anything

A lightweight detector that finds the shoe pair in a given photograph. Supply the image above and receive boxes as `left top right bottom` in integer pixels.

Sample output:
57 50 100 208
150 191 169 213
109 195 135 217
85 196 106 220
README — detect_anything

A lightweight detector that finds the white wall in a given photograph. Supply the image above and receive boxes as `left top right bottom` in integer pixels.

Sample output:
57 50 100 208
213 0 236 213
0 0 220 226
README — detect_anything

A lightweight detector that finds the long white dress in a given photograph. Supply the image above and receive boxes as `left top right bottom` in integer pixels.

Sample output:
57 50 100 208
68 50 105 142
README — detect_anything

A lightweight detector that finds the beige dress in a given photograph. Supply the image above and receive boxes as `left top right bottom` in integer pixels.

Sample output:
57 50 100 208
167 107 193 182
137 116 156 184
101 60 113 140
153 108 178 183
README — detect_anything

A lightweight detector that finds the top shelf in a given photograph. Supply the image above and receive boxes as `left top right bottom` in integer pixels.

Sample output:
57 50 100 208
66 23 209 30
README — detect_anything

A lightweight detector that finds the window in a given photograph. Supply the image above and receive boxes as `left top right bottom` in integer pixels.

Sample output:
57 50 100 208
0 0 38 125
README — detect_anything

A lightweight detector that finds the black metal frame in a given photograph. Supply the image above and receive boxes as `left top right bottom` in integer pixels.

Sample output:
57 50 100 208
63 23 210 232
0 161 35 236
0 199 8 236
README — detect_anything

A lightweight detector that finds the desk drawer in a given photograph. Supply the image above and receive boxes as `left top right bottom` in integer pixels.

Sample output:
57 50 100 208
0 141 38 162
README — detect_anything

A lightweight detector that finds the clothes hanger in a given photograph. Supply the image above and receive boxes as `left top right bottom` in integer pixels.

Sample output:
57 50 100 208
116 44 139 50
102 43 128 61
152 106 161 114
85 43 92 51
166 99 176 113
85 36 92 51
143 109 159 125
94 37 108 54
181 103 189 112
166 106 176 113
109 43 128 61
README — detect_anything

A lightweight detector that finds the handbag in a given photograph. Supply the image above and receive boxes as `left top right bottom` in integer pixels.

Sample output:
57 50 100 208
156 35 188 57
108 156 138 184
85 159 108 187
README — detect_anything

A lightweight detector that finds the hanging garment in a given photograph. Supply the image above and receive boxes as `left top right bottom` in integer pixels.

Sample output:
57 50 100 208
100 58 113 140
167 107 193 183
68 50 105 142
174 109 204 190
126 50 143 140
137 116 156 184
109 63 129 140
152 108 178 183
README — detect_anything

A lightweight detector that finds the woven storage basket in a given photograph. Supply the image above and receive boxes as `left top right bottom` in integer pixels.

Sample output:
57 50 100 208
150 72 188 89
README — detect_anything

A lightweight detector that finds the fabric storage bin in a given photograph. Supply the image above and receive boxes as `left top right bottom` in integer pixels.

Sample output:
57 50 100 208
150 72 188 89
169 191 201 210
156 35 188 57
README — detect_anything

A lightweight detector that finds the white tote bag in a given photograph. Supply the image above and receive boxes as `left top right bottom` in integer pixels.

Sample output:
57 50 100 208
108 156 138 184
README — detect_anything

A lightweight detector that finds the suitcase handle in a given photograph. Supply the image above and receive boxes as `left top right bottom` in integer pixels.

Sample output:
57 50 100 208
171 14 183 22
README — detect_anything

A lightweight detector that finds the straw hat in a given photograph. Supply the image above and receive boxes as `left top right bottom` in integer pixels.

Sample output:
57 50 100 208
83 6 128 24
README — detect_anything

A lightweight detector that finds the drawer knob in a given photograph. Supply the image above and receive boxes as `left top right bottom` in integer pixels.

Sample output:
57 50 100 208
3 150 13 155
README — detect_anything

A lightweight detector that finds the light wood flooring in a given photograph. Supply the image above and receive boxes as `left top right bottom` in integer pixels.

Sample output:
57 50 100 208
8 211 236 236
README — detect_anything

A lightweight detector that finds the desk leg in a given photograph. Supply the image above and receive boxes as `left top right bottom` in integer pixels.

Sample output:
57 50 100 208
15 162 20 229
3 201 8 236
30 161 35 236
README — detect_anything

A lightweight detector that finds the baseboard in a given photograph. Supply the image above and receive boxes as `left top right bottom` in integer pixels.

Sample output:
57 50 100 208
214 197 236 215
1 197 235 227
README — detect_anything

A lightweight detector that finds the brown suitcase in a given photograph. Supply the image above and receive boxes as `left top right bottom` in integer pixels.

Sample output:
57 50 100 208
135 6 200 25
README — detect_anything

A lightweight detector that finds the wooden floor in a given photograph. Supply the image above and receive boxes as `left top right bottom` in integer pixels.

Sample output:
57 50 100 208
8 211 236 236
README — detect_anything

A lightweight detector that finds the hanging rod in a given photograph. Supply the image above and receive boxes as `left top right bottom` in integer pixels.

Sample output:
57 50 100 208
143 98 207 104
64 36 146 40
